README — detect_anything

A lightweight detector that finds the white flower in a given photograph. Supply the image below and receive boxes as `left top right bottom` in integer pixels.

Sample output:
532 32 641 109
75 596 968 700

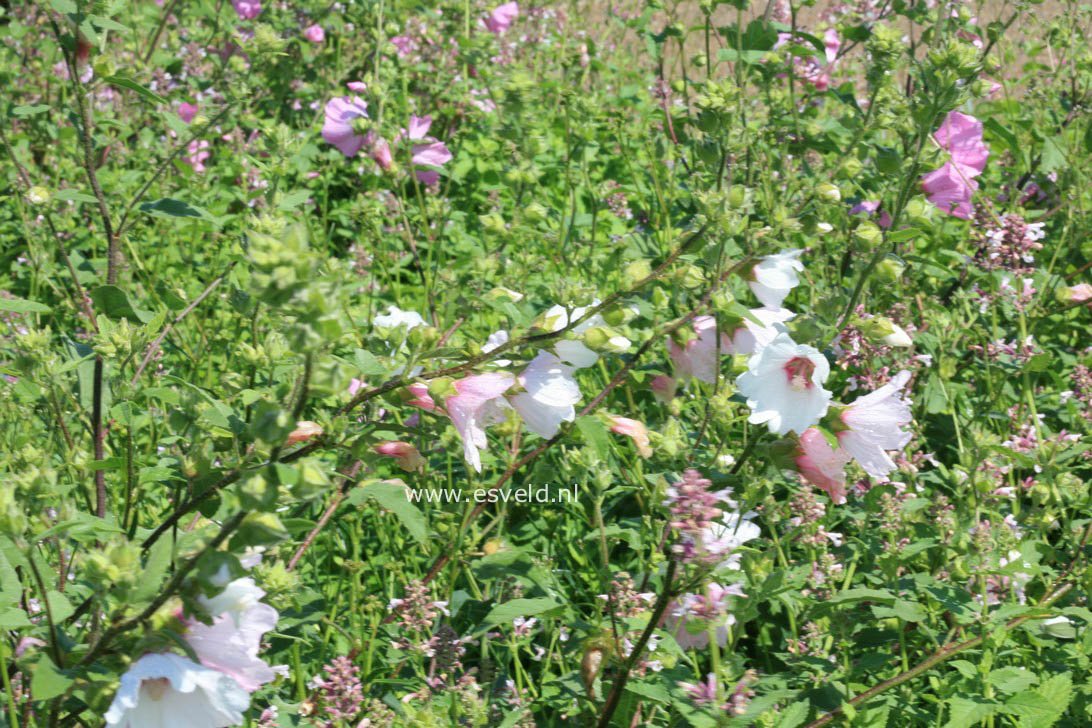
882 323 913 348
836 370 912 478
736 332 832 435
481 329 512 366
198 577 265 628
701 513 761 569
508 350 581 438
104 653 249 728
729 307 795 355
748 249 804 308
543 302 611 368
185 603 282 693
374 305 426 330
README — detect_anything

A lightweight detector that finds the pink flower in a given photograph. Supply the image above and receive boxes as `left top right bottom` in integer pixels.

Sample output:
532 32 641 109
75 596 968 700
390 36 416 58
185 603 281 693
285 420 322 444
607 415 652 458
934 111 989 175
649 375 676 403
403 115 452 184
796 428 851 504
346 81 367 92
444 373 516 472
667 315 731 383
484 1 519 34
348 378 366 397
795 29 840 91
849 200 892 229
303 24 325 43
664 583 744 649
375 441 426 472
370 136 393 171
321 96 369 157
1060 283 1092 303
836 370 912 478
232 0 261 20
922 162 977 219
406 382 441 413
184 139 211 173
178 102 199 123
678 674 719 706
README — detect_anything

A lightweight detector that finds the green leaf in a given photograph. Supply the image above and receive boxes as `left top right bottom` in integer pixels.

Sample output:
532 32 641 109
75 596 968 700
888 228 922 243
0 607 31 629
717 48 769 64
891 598 927 622
0 550 20 606
989 667 1038 695
944 697 1000 728
89 285 154 323
139 198 216 223
30 656 73 701
1035 673 1072 715
484 597 562 625
89 14 130 33
102 76 168 105
349 481 427 546
276 190 311 211
45 590 73 623
352 349 387 376
47 0 77 13
776 701 810 728
132 536 172 603
827 588 896 605
575 415 610 459
12 105 50 117
54 189 100 204
624 680 672 704
1003 691 1063 728
0 297 50 314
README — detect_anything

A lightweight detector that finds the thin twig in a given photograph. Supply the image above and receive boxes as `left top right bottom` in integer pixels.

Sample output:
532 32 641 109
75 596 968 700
287 460 363 570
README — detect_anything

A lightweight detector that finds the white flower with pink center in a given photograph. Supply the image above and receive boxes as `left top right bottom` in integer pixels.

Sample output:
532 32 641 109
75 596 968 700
508 351 581 439
748 249 804 308
836 370 913 478
104 653 249 728
185 602 281 693
736 332 831 435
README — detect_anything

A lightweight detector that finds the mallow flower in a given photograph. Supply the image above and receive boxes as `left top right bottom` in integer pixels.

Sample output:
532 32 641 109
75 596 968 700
748 250 805 309
374 305 426 330
607 415 652 458
669 308 793 381
104 653 249 728
484 2 519 34
542 301 630 368
507 351 581 439
664 583 745 650
185 602 282 693
198 576 265 628
736 332 832 435
321 96 370 157
835 370 913 478
922 111 988 219
374 441 426 472
921 163 977 219
302 24 324 43
403 115 453 186
443 373 516 472
796 428 851 504
232 0 261 20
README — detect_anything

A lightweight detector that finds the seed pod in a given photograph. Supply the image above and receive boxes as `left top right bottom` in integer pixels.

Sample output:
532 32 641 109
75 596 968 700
581 645 605 700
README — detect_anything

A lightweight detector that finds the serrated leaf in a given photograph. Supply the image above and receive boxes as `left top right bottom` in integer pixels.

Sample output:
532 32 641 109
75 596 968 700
624 679 672 704
0 297 50 314
352 349 387 376
276 190 311 211
132 537 172 603
47 0 77 13
944 697 1000 728
1034 674 1072 718
349 481 427 546
989 666 1038 695
776 700 809 728
1003 691 1063 728
575 415 610 458
102 75 167 105
484 597 561 625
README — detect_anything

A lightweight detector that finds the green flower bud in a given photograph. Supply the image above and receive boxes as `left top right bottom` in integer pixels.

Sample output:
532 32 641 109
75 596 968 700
582 326 630 353
622 260 652 288
838 157 864 179
875 256 906 284
816 183 841 202
26 186 51 205
727 185 749 209
427 377 457 399
854 221 883 249
481 213 507 234
859 316 912 347
523 202 549 224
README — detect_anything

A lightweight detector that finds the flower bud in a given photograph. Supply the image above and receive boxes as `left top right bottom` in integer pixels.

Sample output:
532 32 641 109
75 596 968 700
726 185 749 209
816 183 841 202
523 202 549 223
622 260 652 288
26 187 51 205
853 221 883 249
481 213 507 234
1057 283 1092 304
875 256 906 284
582 326 630 353
859 317 912 347
838 157 864 179
427 377 457 399
285 420 323 444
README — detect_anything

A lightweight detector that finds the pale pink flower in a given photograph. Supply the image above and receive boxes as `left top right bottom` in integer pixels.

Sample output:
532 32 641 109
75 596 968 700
375 441 426 472
508 351 580 439
729 307 795 355
321 96 369 157
607 415 652 457
444 373 516 472
178 102 199 124
484 1 519 34
406 382 441 413
736 332 832 435
232 0 261 20
285 421 322 445
1060 283 1092 304
800 28 840 91
836 370 913 478
185 603 281 693
749 249 804 309
104 653 249 727
370 136 393 171
400 115 452 185
346 81 367 92
184 140 211 173
796 428 851 504
667 315 731 383
390 36 416 58
678 674 718 706
303 24 325 43
649 375 676 403
664 583 744 649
